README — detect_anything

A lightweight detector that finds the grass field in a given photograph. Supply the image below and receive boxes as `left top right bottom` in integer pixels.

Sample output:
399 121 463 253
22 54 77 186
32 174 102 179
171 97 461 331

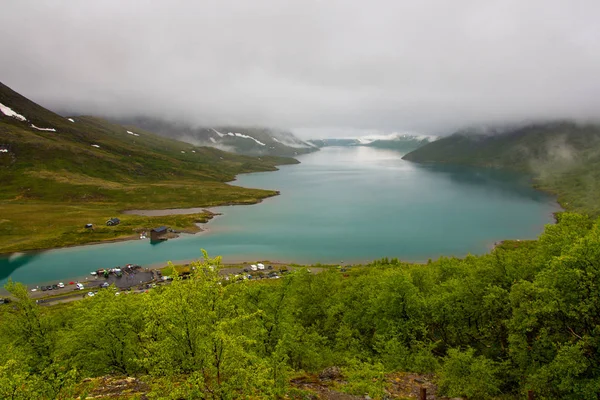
0 185 276 254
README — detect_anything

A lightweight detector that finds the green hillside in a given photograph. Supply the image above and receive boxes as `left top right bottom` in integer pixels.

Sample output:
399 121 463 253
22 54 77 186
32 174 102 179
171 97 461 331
0 82 298 253
403 122 600 215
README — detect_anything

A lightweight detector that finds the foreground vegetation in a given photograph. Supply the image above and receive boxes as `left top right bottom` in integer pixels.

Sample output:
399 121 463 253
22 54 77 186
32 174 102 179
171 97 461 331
1 213 599 399
0 82 297 253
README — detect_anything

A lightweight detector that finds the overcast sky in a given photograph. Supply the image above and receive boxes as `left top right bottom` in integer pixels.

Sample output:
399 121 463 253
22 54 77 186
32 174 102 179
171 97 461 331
1 0 599 138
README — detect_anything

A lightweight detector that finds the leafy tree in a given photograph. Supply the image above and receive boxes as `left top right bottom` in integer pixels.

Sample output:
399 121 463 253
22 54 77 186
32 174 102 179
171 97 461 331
438 347 501 399
0 281 79 399
143 252 270 398
63 287 146 375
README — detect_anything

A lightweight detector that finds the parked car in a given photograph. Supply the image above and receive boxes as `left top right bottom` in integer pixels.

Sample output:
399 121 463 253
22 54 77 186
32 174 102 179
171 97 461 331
87 292 95 297
58 282 65 288
101 282 110 288
0 298 9 304
75 283 85 290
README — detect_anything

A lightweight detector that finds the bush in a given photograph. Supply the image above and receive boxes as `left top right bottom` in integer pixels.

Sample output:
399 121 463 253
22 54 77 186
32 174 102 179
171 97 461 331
339 359 386 399
438 348 501 399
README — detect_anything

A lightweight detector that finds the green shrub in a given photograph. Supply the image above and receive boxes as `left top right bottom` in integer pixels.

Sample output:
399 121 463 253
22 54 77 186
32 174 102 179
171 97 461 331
438 348 501 399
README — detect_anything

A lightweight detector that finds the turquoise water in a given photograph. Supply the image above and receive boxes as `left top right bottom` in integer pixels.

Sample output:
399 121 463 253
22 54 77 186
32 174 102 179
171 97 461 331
0 147 559 287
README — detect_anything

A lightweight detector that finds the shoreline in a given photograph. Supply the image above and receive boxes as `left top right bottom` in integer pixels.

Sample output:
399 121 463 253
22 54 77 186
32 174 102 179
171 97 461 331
0 160 566 291
2 261 306 300
0 193 280 257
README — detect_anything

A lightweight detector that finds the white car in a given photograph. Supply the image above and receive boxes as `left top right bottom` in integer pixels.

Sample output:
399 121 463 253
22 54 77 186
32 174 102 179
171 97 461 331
257 263 265 270
250 264 258 271
58 282 65 288
87 292 95 297
75 283 85 290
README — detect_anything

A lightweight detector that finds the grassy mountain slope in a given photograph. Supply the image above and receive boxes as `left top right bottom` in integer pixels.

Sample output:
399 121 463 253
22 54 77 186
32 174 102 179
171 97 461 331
116 116 317 157
0 82 298 253
402 122 600 215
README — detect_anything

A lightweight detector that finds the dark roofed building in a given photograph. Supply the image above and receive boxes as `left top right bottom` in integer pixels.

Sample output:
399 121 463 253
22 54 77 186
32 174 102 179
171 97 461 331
106 217 120 226
150 226 168 242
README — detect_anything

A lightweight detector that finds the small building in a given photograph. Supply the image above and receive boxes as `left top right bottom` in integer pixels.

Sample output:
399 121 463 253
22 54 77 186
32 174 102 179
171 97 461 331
150 226 169 242
106 217 120 226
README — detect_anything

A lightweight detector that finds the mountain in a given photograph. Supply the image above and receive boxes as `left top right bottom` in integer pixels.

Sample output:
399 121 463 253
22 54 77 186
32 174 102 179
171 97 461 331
402 121 600 215
116 117 317 157
307 138 362 147
308 133 436 153
0 81 297 252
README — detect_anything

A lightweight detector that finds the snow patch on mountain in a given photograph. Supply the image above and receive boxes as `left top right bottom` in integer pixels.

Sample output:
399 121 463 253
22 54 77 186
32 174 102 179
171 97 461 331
232 132 266 146
211 128 225 137
0 103 27 121
271 132 314 148
67 118 75 123
127 130 140 137
31 124 56 132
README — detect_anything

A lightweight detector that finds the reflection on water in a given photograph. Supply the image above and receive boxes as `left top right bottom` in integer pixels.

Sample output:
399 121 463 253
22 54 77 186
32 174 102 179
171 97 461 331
0 147 560 287
0 252 41 283
415 164 548 203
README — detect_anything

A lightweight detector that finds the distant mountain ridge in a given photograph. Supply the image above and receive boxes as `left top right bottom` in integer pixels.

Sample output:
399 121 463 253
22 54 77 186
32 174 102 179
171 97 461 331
116 117 317 157
308 133 437 153
402 121 600 216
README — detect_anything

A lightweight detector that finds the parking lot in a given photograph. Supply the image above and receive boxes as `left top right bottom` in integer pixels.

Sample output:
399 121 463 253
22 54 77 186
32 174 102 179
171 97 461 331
28 266 156 300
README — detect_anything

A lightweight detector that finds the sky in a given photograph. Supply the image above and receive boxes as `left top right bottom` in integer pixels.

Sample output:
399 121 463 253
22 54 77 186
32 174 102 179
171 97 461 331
1 0 600 138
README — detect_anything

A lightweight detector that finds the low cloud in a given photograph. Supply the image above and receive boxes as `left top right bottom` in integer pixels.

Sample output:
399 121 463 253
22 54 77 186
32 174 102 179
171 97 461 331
1 0 600 138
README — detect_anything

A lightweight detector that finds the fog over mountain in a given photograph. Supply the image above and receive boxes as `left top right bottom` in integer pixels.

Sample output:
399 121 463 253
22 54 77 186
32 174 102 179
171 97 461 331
1 0 600 138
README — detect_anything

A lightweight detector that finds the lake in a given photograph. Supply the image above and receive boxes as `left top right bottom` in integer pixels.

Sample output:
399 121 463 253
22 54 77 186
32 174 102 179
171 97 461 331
0 146 560 287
